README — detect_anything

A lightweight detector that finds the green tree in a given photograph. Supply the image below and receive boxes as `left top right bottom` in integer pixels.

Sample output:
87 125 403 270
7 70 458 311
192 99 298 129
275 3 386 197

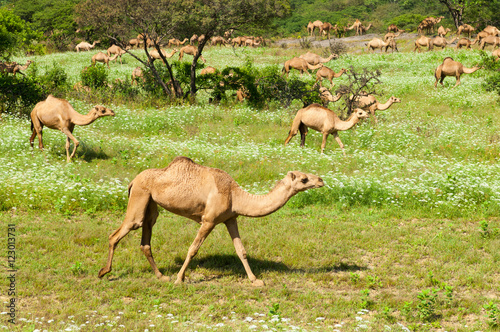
436 0 485 28
0 7 40 59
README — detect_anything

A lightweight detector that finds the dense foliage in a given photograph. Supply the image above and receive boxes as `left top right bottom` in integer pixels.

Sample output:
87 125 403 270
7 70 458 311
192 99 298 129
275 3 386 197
0 7 41 59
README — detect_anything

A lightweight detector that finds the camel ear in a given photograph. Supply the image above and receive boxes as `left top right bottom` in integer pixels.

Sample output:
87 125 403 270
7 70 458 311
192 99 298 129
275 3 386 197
288 171 296 181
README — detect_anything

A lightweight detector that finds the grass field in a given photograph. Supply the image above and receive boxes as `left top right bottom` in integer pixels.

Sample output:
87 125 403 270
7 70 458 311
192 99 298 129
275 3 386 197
1 38 500 331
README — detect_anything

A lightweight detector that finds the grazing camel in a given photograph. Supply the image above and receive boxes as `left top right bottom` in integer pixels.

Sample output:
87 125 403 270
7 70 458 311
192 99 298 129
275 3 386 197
347 19 362 36
432 36 458 50
178 45 206 63
479 36 500 50
384 38 399 53
473 31 490 45
211 36 227 46
168 38 189 47
131 67 144 84
129 38 143 49
315 67 347 86
284 104 369 155
91 52 119 68
200 66 217 75
359 23 373 35
384 31 401 42
311 20 323 37
299 52 338 66
366 38 392 53
387 24 404 33
420 16 444 34
319 87 343 107
0 60 33 76
456 38 476 49
414 35 433 52
351 94 401 124
457 24 475 38
75 40 100 52
434 57 481 88
148 48 178 63
29 95 115 162
282 57 323 77
98 156 324 286
437 26 451 37
319 22 335 40
107 45 128 64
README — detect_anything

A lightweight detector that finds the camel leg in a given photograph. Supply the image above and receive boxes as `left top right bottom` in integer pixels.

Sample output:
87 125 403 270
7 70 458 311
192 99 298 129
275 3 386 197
98 190 151 279
175 220 216 284
454 75 461 88
224 218 264 287
140 200 170 281
370 107 378 125
299 123 308 147
333 132 346 156
284 131 296 146
61 128 79 162
321 132 329 154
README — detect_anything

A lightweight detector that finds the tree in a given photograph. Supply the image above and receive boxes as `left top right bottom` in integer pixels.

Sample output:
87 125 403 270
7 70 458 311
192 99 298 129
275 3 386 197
75 0 289 99
436 0 485 28
0 7 41 60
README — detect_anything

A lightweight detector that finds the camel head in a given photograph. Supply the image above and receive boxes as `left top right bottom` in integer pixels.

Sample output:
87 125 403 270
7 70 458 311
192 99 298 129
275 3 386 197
91 105 115 119
284 171 324 193
390 96 401 104
353 108 369 120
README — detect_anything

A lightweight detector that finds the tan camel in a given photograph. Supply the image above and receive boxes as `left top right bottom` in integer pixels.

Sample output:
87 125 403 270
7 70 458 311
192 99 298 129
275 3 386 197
417 22 428 35
128 38 143 49
319 87 343 107
483 25 500 37
168 38 189 47
299 52 338 66
351 94 401 124
384 31 401 42
432 36 458 50
29 95 114 162
0 60 33 76
420 16 444 34
282 57 323 77
414 35 433 52
131 67 144 84
178 45 206 63
456 37 476 49
307 21 315 37
211 36 227 46
98 156 323 286
359 23 372 35
200 66 217 75
316 67 347 86
231 36 245 47
366 38 392 53
107 45 128 64
190 34 199 45
493 49 500 61
149 48 178 63
387 24 404 33
434 57 481 88
457 24 475 38
91 52 119 68
319 22 335 39
347 19 362 36
284 104 368 155
311 20 323 37
384 38 399 53
479 36 500 50
75 40 100 52
437 26 451 37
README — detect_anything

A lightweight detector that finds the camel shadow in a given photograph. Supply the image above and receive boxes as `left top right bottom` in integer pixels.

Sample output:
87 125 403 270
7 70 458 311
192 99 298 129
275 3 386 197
74 141 110 162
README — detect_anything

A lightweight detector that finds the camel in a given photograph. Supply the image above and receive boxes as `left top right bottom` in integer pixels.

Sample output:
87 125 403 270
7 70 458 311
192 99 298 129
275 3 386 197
347 19 362 36
200 66 217 75
190 34 199 45
128 38 143 49
149 48 177 63
91 52 119 68
311 20 323 37
178 45 206 63
168 38 189 47
98 156 323 286
434 57 481 88
420 16 444 34
29 95 114 162
299 52 338 66
75 40 100 52
473 31 490 45
456 37 476 49
384 31 401 42
384 38 399 53
457 24 475 38
493 49 500 61
131 67 144 84
414 35 433 52
282 57 322 77
307 22 314 37
359 23 373 35
319 22 335 40
351 94 401 124
0 60 33 76
387 24 404 33
432 36 458 50
483 25 500 37
437 26 451 37
211 36 227 46
107 45 128 64
479 36 500 50
366 38 392 53
284 104 369 155
319 87 343 107
315 67 347 86
231 36 246 47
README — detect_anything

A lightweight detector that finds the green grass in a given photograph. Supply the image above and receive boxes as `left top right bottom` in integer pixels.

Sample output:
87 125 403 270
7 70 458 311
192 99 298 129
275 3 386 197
1 42 500 331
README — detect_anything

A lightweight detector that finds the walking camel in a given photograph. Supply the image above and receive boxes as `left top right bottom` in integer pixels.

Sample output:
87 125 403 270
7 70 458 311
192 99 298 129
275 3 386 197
316 67 347 86
107 45 128 64
299 52 338 66
434 57 481 88
479 36 500 50
366 38 393 53
347 19 362 36
455 38 475 49
168 38 189 47
29 95 115 162
91 52 119 68
351 94 401 124
75 40 100 52
457 24 475 38
282 58 322 77
98 156 324 286
0 60 33 76
178 45 206 62
437 26 451 37
431 36 458 50
414 35 433 52
284 104 369 155
149 48 178 63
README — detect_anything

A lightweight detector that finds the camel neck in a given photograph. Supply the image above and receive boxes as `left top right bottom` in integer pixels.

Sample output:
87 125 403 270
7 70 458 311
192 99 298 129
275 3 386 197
377 99 394 110
335 115 359 131
231 181 294 217
71 110 98 126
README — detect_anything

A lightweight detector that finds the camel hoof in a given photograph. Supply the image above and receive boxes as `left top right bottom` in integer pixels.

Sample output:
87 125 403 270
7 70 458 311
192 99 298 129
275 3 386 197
252 279 265 287
158 275 171 282
174 278 184 285
98 268 109 278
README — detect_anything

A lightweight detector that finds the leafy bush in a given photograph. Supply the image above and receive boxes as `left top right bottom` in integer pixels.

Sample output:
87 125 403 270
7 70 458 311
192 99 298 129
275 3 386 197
37 62 69 93
81 64 108 89
0 73 46 116
387 14 426 32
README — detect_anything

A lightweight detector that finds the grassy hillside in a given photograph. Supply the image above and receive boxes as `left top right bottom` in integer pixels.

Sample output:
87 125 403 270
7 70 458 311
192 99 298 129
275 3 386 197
1 41 500 331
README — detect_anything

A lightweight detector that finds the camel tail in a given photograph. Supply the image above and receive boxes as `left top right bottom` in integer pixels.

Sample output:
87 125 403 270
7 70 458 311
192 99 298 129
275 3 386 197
30 118 33 132
127 180 134 197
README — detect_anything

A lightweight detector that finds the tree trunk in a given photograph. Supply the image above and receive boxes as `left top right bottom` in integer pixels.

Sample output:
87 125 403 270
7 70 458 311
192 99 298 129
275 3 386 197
438 0 465 28
190 33 211 97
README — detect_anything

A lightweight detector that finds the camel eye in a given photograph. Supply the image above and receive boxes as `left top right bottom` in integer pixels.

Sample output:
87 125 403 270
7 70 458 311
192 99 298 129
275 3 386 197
101 109 105 113
301 178 308 184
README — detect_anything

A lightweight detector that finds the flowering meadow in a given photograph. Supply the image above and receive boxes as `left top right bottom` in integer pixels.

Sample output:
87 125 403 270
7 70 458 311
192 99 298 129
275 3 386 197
1 42 500 331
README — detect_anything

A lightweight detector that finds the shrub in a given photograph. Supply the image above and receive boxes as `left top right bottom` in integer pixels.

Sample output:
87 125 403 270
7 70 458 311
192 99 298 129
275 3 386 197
81 64 108 89
39 62 70 93
387 13 426 32
0 73 46 117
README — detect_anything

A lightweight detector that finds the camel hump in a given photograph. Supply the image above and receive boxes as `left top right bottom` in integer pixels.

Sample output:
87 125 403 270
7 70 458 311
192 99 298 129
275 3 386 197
443 56 454 61
171 156 195 165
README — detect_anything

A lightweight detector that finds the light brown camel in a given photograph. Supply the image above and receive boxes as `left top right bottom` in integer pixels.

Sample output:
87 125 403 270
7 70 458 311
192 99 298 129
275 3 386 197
168 38 189 47
359 23 373 35
149 48 178 63
231 36 245 47
493 49 500 61
434 57 481 88
417 22 428 35
131 67 144 84
299 52 338 66
420 16 444 34
384 38 399 53
200 66 217 75
91 52 119 68
29 95 114 162
473 31 490 45
366 38 392 53
315 67 347 86
456 37 476 49
282 58 323 77
432 36 458 50
414 35 433 52
284 104 368 155
319 22 335 39
211 36 227 46
190 34 199 45
75 40 100 52
387 24 404 33
311 20 323 37
319 87 343 107
437 26 451 37
347 19 362 36
457 24 475 38
351 94 401 124
483 25 500 37
107 45 128 64
384 31 401 42
98 156 324 286
479 36 500 50
307 21 314 37
178 45 206 63
128 38 143 49
0 60 33 76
